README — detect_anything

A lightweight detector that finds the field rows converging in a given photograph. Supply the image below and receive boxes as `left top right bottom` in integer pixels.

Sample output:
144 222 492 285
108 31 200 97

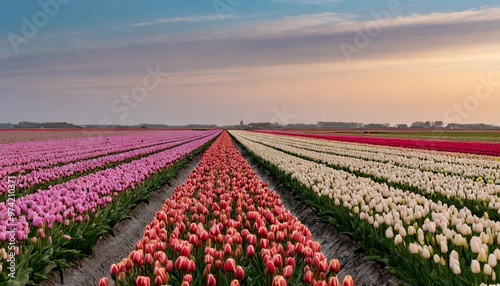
0 131 216 201
0 131 204 177
260 131 500 157
0 130 221 285
100 131 353 286
235 132 500 220
231 130 500 286
2 129 500 286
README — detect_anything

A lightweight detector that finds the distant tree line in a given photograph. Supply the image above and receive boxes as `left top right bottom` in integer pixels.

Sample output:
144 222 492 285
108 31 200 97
1 121 500 130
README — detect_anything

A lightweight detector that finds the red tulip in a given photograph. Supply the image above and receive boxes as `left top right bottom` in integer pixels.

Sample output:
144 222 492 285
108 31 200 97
146 243 155 254
265 259 276 275
260 238 270 249
175 256 189 271
117 272 126 283
136 276 151 286
272 275 287 286
247 234 257 245
247 245 255 258
258 226 267 237
235 265 245 280
133 250 144 266
98 277 109 286
342 275 354 286
285 257 295 268
328 277 340 286
181 245 191 257
110 264 119 276
224 258 237 273
230 280 240 286
204 254 214 264
283 265 293 279
154 275 163 286
204 264 212 277
224 243 232 256
183 274 193 283
329 259 340 274
187 259 196 272
207 274 216 286
215 260 223 269
304 271 314 284
319 261 329 273
166 260 173 272
273 254 283 268
125 258 134 270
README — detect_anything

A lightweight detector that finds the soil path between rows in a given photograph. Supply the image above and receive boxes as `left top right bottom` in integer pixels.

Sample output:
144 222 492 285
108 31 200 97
41 154 203 286
233 138 408 286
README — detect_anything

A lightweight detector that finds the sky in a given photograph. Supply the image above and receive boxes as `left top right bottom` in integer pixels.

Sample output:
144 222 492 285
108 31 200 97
0 0 499 126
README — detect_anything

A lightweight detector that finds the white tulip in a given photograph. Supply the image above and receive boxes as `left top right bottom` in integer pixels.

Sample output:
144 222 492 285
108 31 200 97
489 254 498 267
422 247 431 259
433 254 440 264
471 236 481 254
478 248 488 263
494 249 500 260
440 241 448 254
484 264 492 276
399 227 407 238
471 260 481 274
408 226 416 236
386 227 394 239
409 243 419 254
395 234 403 245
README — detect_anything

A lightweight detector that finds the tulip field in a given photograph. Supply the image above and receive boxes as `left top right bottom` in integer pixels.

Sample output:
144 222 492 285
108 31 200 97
2 128 500 286
231 130 500 286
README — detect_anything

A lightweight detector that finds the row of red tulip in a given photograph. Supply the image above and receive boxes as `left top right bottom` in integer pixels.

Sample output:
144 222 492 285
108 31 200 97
100 131 355 286
259 130 500 156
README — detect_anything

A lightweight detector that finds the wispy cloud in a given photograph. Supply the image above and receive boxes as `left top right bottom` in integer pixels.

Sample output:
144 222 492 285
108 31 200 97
132 15 237 27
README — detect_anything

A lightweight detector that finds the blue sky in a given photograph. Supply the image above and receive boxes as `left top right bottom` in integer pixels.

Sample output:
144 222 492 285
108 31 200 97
1 0 500 125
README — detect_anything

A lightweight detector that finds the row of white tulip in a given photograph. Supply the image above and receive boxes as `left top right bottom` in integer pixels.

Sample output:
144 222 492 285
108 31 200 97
231 130 500 283
250 132 500 182
238 132 500 212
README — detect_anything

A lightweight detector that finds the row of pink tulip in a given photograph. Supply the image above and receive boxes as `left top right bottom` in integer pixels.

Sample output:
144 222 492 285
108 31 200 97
0 131 221 244
100 132 354 286
0 132 215 195
0 131 199 177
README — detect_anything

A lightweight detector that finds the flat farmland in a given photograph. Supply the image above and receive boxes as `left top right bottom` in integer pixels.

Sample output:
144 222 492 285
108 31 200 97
0 129 145 144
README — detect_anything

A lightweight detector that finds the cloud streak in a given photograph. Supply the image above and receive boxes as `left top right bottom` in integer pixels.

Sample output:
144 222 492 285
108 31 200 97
1 6 499 125
131 15 237 27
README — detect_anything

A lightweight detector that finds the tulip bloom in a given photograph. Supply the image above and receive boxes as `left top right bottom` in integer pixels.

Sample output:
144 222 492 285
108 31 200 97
273 275 287 286
224 258 237 273
342 275 354 286
136 276 151 286
98 277 109 286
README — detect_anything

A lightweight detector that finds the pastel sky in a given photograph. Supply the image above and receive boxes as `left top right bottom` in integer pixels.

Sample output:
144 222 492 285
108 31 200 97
1 0 499 126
